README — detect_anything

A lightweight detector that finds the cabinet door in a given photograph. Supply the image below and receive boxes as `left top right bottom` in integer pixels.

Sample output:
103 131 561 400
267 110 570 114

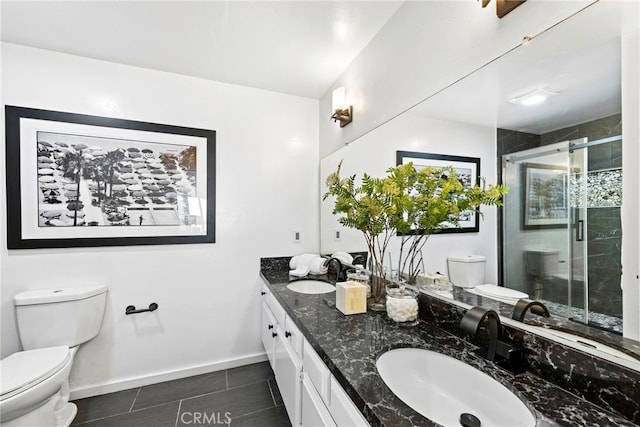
274 326 302 426
303 340 331 404
261 302 277 368
328 376 370 426
302 373 337 427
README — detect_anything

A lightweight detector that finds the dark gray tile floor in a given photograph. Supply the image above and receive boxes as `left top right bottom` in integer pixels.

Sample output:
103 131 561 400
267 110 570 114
71 361 290 427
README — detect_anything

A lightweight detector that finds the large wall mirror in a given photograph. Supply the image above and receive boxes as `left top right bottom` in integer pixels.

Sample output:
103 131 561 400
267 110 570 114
320 1 640 368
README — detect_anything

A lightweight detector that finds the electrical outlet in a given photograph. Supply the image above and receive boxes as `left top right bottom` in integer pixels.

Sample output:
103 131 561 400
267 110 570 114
293 231 302 243
335 230 341 241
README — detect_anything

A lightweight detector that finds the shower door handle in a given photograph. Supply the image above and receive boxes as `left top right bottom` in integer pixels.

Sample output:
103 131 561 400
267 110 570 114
576 220 584 242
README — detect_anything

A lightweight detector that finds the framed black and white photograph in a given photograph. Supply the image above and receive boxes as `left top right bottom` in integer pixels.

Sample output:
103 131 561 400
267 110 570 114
523 162 567 229
396 150 480 234
5 105 216 249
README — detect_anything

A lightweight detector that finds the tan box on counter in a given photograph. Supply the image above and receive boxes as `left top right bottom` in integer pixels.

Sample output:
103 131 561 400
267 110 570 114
336 281 367 315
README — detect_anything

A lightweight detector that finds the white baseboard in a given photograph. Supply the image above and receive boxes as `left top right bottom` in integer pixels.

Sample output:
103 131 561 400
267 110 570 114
69 352 268 400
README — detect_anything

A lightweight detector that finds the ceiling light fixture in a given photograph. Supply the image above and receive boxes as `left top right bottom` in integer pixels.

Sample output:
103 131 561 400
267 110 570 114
331 87 353 127
509 88 558 106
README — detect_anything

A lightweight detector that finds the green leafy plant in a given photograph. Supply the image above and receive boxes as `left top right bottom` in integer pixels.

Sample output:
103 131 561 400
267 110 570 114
393 164 507 284
323 161 409 305
323 161 508 304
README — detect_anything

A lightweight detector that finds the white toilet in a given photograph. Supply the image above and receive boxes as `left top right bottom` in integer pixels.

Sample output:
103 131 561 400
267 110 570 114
447 255 487 288
0 285 107 427
524 249 560 278
447 255 528 302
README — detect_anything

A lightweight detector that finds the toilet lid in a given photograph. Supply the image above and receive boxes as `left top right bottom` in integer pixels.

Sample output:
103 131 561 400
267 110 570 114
0 346 70 399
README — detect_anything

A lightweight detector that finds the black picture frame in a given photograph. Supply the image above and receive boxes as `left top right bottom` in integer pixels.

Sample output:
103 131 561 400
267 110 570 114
522 162 568 230
5 105 216 249
396 150 481 234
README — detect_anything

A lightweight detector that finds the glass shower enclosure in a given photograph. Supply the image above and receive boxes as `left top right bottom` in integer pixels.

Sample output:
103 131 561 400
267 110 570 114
502 135 623 333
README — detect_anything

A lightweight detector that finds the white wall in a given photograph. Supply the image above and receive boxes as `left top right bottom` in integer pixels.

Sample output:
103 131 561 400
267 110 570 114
319 0 595 158
0 43 320 397
622 28 640 340
320 113 499 284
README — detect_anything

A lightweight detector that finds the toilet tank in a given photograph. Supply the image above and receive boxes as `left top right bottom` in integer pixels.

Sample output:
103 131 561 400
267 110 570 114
447 255 486 288
14 285 107 350
525 249 559 278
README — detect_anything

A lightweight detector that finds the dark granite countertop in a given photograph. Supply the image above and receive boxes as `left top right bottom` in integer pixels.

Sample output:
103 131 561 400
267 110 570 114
447 287 640 360
260 260 637 427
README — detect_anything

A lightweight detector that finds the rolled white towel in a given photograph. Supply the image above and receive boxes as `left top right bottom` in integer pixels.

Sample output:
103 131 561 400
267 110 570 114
331 251 353 266
289 267 310 277
309 256 329 275
290 253 319 270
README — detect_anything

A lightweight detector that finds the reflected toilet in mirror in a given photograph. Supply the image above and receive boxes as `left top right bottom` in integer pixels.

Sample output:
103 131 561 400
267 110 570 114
319 0 640 364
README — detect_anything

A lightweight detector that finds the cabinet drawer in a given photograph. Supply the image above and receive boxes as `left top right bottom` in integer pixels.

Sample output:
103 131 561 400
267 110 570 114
328 376 369 426
284 316 303 359
303 339 330 404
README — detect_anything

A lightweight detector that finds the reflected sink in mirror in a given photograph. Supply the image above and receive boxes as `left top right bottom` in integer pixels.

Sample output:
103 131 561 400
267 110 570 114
286 280 335 294
376 348 535 427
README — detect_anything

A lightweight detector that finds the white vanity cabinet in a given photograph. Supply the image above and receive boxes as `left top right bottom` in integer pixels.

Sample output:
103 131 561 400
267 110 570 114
302 340 370 427
261 284 302 426
261 283 370 426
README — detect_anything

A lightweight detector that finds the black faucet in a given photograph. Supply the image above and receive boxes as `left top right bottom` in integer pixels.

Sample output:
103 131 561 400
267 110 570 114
323 257 344 283
460 307 527 368
512 298 550 322
460 307 502 361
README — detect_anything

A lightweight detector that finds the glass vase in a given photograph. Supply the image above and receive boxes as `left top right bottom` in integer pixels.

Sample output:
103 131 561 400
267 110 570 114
367 274 387 311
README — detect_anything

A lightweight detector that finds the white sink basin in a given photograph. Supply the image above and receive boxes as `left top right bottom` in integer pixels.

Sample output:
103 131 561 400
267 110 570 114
286 280 335 294
376 348 535 427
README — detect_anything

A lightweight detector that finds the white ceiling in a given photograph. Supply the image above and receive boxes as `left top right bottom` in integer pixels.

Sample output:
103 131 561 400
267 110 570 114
409 1 635 135
0 1 404 99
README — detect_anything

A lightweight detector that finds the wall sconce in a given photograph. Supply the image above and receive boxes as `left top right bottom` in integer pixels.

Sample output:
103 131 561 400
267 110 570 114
481 0 526 18
331 87 353 128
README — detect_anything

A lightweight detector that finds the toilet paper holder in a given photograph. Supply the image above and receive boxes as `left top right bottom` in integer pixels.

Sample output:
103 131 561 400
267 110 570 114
125 302 159 315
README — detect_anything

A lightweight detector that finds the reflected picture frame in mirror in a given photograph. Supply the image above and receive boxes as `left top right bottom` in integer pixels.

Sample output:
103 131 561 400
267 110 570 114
396 151 481 234
319 1 640 364
522 162 568 229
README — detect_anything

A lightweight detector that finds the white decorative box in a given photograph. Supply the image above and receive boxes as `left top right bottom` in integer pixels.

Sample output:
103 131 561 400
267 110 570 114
336 281 367 315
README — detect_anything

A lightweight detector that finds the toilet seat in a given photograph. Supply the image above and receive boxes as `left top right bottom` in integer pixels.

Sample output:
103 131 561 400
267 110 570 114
471 284 529 303
0 346 70 401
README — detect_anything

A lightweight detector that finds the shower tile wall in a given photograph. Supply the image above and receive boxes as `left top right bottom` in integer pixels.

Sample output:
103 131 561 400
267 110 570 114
540 114 622 146
498 114 622 321
587 207 622 317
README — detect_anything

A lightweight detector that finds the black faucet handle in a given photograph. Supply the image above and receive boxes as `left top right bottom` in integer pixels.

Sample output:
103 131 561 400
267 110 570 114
495 341 528 361
495 343 530 375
